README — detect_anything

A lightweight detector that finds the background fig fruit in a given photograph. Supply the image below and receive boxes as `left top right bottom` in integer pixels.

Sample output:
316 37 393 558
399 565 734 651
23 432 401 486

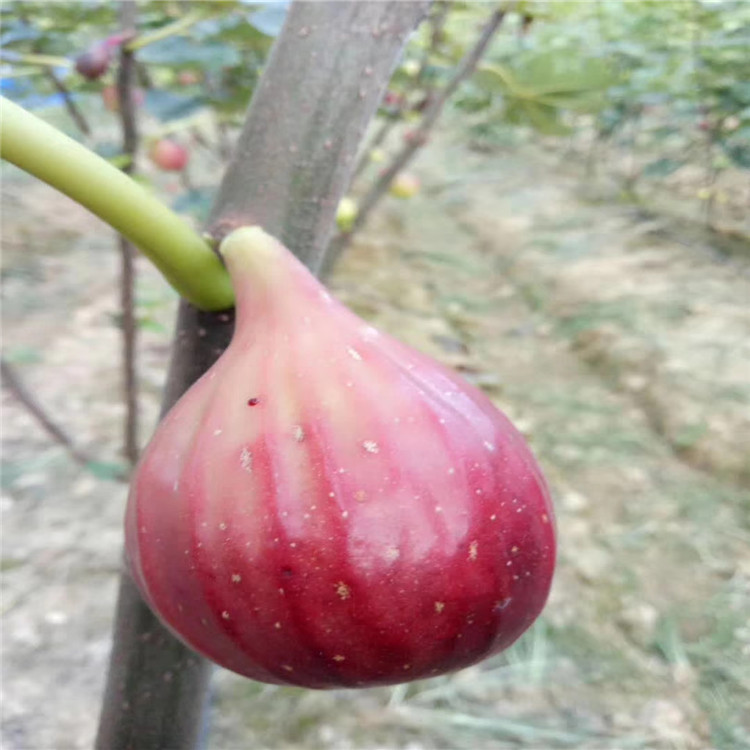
335 197 359 232
126 227 556 689
147 138 189 171
389 172 421 199
74 42 112 80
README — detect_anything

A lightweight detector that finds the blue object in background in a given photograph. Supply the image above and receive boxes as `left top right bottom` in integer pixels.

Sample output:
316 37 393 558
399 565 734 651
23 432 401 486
1 66 73 110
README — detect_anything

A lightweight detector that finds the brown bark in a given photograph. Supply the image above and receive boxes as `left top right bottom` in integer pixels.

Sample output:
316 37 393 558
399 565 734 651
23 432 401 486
209 1 431 272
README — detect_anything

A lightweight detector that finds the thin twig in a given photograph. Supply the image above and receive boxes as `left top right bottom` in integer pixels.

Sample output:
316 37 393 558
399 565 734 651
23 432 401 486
116 1 140 467
1 358 93 466
416 0 452 86
352 3 451 182
45 71 91 137
327 6 509 269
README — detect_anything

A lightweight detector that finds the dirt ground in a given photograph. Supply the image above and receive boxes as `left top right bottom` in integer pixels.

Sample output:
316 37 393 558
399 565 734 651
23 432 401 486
2 129 749 749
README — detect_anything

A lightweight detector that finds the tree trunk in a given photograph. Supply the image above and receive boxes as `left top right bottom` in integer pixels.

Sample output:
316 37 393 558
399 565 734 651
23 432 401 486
96 3 430 748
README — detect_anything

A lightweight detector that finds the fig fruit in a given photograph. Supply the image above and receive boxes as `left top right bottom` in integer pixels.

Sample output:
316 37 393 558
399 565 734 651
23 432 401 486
126 227 556 689
148 138 189 172
389 172 421 199
335 197 359 232
75 42 112 80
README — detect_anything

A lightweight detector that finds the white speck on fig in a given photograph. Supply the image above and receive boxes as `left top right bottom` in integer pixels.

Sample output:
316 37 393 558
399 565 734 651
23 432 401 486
363 440 379 454
221 611 230 619
293 425 305 442
335 582 351 600
434 602 445 613
347 346 362 361
231 573 241 583
469 541 479 561
240 447 252 473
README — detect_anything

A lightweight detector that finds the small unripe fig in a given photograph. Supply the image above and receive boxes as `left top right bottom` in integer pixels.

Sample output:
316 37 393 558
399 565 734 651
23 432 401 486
335 197 359 232
75 42 112 80
369 148 386 164
148 138 189 171
389 172 421 199
126 227 556 689
402 59 420 77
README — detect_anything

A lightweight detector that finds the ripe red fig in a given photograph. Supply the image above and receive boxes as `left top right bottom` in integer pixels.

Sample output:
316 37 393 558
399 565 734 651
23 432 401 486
126 227 556 689
75 42 112 80
148 138 189 171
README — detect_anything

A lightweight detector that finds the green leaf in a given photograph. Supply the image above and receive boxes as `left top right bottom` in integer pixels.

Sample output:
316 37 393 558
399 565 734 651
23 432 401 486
642 157 684 178
137 317 167 334
249 3 289 37
172 187 215 222
144 89 206 122
2 346 42 365
84 460 129 481
138 36 242 71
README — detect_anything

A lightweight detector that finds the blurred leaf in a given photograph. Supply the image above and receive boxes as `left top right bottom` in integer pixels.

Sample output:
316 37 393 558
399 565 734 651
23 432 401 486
2 347 42 365
137 317 167 334
172 187 215 222
249 3 290 37
84 460 128 481
138 36 242 71
0 21 42 46
144 88 206 121
642 157 684 178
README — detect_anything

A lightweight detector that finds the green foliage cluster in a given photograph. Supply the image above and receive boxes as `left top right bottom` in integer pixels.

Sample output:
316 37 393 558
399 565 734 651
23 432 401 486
0 1 278 123
454 0 749 182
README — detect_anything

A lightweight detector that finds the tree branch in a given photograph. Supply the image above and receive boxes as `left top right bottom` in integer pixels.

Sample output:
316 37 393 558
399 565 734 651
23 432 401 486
1 358 93 468
45 69 91 136
116 1 140 467
208 0 431 272
351 1 453 182
327 5 508 267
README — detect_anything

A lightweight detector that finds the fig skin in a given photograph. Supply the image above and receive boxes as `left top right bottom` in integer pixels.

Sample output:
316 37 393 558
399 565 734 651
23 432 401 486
126 227 556 689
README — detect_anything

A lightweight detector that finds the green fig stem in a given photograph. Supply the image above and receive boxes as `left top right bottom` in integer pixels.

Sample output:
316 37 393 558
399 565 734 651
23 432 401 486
0 97 233 311
125 10 206 51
